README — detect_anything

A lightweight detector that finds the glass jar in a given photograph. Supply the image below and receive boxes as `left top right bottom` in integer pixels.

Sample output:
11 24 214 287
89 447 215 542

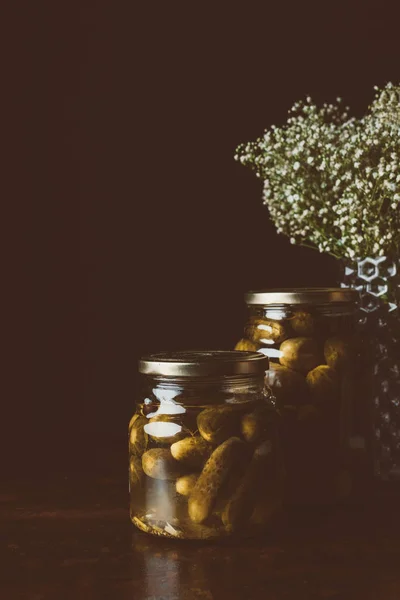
235 288 373 506
129 350 284 540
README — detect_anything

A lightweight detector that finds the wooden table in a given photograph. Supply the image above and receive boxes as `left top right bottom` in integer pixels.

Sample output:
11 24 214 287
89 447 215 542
2 477 400 599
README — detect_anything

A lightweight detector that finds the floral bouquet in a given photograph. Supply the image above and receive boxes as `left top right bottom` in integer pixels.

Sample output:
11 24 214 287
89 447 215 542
235 83 400 262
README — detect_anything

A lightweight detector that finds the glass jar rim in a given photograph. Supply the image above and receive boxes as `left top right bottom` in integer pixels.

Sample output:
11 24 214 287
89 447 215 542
139 350 268 378
245 287 358 306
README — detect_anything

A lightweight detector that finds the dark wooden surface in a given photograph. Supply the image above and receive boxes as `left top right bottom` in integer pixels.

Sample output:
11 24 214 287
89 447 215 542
2 478 400 600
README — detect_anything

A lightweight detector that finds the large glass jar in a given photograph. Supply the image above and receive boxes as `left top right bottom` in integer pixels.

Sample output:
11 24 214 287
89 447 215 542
129 350 284 540
235 288 372 506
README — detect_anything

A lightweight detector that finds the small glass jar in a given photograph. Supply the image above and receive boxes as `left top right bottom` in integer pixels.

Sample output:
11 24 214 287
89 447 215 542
235 288 372 506
129 350 284 540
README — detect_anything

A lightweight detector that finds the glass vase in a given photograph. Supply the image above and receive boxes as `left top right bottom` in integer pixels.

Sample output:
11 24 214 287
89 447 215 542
341 256 400 480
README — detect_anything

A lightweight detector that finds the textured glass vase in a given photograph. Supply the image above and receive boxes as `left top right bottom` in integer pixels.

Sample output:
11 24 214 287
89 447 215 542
341 256 400 480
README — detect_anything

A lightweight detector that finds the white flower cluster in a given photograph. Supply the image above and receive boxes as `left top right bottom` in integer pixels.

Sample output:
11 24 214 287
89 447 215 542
235 83 400 260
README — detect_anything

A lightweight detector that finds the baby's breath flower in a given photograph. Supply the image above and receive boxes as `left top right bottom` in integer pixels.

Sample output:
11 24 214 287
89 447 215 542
235 83 400 261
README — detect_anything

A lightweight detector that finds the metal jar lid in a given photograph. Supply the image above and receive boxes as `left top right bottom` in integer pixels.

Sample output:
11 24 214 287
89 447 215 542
139 350 268 378
245 287 359 306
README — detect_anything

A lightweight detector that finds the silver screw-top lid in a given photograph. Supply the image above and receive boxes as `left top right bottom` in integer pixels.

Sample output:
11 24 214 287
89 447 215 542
139 350 268 377
245 287 359 306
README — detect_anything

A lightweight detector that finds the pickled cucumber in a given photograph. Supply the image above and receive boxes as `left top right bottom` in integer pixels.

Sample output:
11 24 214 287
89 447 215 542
290 311 315 336
306 365 339 405
148 413 181 423
246 318 288 345
234 338 260 352
221 440 272 531
129 455 144 487
176 473 199 496
213 469 247 515
197 406 240 444
324 336 355 371
264 363 308 406
129 414 148 456
142 448 183 480
170 436 214 468
164 518 223 540
188 437 244 524
241 406 271 444
279 337 322 374
146 414 188 444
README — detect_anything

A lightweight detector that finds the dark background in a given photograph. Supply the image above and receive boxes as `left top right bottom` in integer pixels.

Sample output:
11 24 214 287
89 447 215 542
6 2 399 478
